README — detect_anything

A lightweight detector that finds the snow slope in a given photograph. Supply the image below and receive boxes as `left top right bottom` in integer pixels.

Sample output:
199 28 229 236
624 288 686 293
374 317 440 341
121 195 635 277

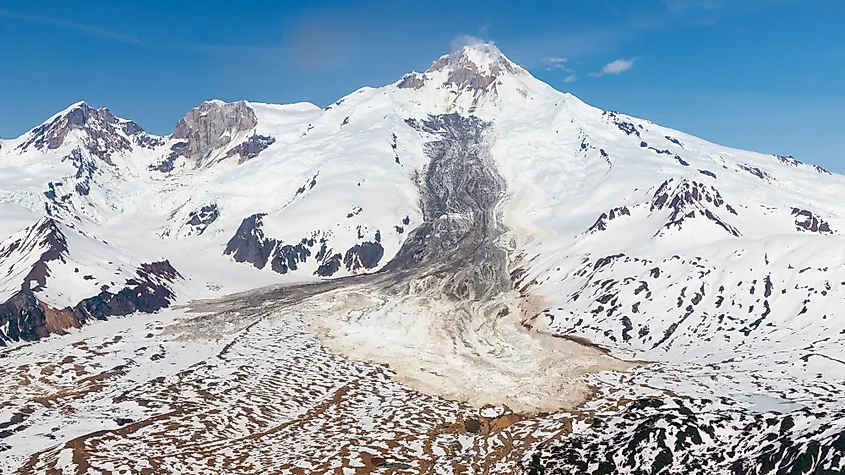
1 42 844 473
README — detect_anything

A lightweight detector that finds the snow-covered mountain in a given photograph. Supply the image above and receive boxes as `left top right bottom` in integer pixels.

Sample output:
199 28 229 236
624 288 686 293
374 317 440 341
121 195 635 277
1 43 844 474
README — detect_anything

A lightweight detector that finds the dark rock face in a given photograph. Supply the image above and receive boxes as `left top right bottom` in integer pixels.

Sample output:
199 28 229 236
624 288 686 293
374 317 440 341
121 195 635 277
665 135 684 147
149 142 188 173
184 204 219 236
0 218 70 295
224 212 386 277
775 154 802 167
0 260 180 345
738 164 771 180
224 214 275 269
698 169 717 179
813 164 832 175
74 261 180 321
38 147 104 218
224 134 275 164
587 206 631 233
0 218 181 345
343 242 385 272
0 289 51 342
171 101 258 167
529 397 845 475
792 208 834 234
603 111 640 138
675 155 690 167
397 73 427 89
651 179 740 237
16 102 155 165
270 239 313 274
427 47 520 92
315 252 342 277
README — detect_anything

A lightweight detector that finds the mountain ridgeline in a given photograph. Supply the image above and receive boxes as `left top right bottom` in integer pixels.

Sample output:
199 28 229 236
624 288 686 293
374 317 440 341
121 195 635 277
0 43 844 474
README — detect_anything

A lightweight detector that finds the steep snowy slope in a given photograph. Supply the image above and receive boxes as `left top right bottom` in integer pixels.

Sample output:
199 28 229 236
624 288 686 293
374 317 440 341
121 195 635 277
1 42 844 474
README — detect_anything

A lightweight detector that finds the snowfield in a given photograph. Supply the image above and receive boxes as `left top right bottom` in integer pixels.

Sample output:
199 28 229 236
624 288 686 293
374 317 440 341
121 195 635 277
1 43 844 474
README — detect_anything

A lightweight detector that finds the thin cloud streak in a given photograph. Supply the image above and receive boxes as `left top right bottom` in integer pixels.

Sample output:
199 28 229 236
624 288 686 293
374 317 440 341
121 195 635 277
0 9 146 45
589 58 636 77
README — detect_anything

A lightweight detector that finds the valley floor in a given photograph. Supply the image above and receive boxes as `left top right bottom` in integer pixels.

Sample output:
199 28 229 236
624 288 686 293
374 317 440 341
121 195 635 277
1 298 624 474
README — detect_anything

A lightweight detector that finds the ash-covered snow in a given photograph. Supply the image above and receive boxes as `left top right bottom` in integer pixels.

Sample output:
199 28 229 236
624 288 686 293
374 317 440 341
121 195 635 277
1 42 844 474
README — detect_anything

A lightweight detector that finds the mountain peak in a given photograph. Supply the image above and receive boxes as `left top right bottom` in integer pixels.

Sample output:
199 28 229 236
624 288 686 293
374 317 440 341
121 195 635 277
396 41 531 100
431 42 516 73
425 41 523 87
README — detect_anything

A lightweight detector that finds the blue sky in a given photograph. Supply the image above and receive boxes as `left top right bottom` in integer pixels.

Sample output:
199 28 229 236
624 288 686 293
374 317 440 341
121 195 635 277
1 0 843 171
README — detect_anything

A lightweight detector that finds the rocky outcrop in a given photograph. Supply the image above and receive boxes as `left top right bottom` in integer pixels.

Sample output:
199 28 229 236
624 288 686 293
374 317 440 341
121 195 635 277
171 101 258 167
398 44 522 94
530 396 845 475
0 218 182 344
775 154 802 167
182 204 219 237
0 218 69 293
224 214 275 269
0 260 180 345
603 111 641 138
16 102 153 164
586 206 631 233
738 163 772 180
651 179 740 237
224 213 386 277
224 133 275 164
74 261 180 321
792 208 834 234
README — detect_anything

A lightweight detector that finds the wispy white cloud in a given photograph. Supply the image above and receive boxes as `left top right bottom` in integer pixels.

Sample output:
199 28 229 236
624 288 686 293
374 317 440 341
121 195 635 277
449 34 491 53
0 9 146 45
563 74 578 83
542 56 574 72
589 58 636 77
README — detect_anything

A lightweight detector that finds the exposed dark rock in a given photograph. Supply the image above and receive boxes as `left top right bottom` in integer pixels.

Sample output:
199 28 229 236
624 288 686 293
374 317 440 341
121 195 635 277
587 206 631 233
529 397 845 475
270 239 312 274
0 259 180 345
224 214 276 269
74 261 181 321
426 46 521 92
791 208 834 234
343 242 385 273
224 133 275 164
813 164 832 175
315 253 342 277
603 111 640 138
665 136 684 147
184 204 219 236
775 154 802 167
172 101 258 167
651 179 740 237
738 164 771 180
698 169 717 179
397 73 427 89
17 103 130 162
675 155 690 167
149 142 188 173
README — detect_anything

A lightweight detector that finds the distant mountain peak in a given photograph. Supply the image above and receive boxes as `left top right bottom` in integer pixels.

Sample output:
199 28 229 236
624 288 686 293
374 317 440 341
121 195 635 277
170 100 258 168
430 42 520 74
